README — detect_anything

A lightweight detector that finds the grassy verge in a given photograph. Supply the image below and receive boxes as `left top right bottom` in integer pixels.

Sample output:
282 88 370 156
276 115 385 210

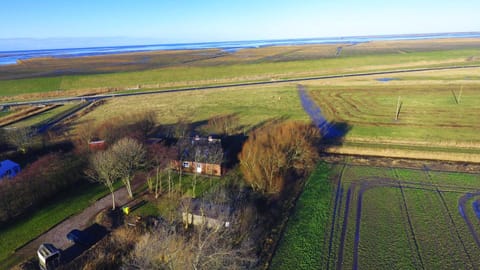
7 104 78 128
0 181 113 268
270 163 333 269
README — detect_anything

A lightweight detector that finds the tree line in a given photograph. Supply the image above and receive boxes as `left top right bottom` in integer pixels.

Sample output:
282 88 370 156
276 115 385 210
0 153 84 225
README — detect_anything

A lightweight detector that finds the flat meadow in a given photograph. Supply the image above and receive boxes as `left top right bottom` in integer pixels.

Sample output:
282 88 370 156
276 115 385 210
1 38 480 102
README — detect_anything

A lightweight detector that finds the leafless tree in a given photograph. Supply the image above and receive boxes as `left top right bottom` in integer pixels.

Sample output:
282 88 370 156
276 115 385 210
135 111 156 139
207 114 240 135
125 207 258 270
239 121 320 194
86 150 119 210
5 126 35 153
110 138 146 198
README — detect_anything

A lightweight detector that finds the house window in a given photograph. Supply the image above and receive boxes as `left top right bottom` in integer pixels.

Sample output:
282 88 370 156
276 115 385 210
196 163 202 173
183 162 190 168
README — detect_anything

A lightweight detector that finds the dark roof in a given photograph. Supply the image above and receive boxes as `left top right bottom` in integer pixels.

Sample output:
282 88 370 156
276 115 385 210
178 136 223 164
181 198 232 220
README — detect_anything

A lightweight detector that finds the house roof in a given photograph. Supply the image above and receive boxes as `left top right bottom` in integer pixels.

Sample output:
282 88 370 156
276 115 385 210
178 136 223 164
181 198 232 220
0 160 20 176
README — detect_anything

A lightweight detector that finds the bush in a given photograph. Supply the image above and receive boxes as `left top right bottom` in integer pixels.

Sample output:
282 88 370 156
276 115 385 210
0 153 85 225
238 121 320 195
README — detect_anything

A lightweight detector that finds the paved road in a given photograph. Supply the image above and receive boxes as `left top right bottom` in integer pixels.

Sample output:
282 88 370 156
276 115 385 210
2 65 479 108
13 187 131 262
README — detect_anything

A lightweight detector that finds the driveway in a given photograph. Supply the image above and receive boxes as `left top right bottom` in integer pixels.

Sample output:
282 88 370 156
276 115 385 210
14 186 132 263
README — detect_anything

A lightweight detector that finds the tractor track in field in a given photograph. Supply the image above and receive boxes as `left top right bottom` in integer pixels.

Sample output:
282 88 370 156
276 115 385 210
336 184 354 270
2 65 480 108
458 193 480 249
335 177 475 269
393 182 425 270
437 189 476 269
422 168 476 269
351 178 429 270
326 164 346 270
349 176 480 270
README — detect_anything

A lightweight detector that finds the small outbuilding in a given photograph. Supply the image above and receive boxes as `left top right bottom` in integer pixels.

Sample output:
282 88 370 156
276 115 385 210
181 198 232 229
0 159 20 179
88 139 106 151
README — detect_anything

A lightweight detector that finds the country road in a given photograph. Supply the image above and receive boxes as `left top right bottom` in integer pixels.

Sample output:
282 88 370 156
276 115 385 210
2 64 479 108
13 187 132 264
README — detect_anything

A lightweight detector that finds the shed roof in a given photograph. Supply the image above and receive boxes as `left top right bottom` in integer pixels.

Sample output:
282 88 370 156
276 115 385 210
0 160 20 176
181 198 232 220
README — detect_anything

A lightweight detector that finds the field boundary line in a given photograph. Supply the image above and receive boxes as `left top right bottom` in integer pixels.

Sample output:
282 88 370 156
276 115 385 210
336 184 353 270
326 164 346 270
458 193 480 249
423 168 475 268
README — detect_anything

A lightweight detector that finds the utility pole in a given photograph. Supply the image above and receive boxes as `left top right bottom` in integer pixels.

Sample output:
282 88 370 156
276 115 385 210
395 96 401 121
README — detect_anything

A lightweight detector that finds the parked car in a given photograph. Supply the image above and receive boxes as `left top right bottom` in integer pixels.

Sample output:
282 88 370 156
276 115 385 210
37 243 61 270
66 229 94 246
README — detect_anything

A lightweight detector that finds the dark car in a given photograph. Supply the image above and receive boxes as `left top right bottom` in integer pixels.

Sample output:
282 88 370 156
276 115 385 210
66 229 94 246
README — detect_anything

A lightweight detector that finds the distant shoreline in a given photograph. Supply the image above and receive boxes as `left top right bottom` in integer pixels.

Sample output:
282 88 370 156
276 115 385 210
1 32 480 66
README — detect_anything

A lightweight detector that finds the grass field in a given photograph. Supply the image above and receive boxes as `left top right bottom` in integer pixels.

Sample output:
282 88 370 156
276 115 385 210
302 68 480 160
75 84 308 131
6 103 78 128
272 162 480 270
70 66 480 161
1 38 480 101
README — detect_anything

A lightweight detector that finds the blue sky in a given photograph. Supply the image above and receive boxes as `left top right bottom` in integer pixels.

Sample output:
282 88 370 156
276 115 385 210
0 0 479 49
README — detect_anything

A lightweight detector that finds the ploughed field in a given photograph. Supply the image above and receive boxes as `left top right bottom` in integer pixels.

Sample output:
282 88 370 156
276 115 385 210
272 163 480 270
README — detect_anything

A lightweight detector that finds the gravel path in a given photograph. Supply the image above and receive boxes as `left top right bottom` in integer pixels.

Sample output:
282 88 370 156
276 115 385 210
14 187 132 261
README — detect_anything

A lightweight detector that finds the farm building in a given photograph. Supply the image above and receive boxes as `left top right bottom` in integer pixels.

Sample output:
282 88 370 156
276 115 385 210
181 198 232 229
0 159 20 179
172 135 223 176
88 139 106 151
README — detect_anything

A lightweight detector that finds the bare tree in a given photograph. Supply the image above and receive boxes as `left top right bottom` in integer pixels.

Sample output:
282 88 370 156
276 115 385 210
207 114 240 135
125 206 257 270
86 150 119 210
110 138 146 198
147 143 177 198
239 121 320 194
135 111 156 139
5 126 35 153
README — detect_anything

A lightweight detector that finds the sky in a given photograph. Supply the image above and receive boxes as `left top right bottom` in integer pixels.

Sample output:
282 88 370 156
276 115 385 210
0 0 479 50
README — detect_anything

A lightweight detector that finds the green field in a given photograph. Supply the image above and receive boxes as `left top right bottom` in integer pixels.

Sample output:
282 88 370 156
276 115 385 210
6 103 78 128
301 67 480 161
272 162 480 269
307 82 480 144
76 84 308 131
1 40 480 100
